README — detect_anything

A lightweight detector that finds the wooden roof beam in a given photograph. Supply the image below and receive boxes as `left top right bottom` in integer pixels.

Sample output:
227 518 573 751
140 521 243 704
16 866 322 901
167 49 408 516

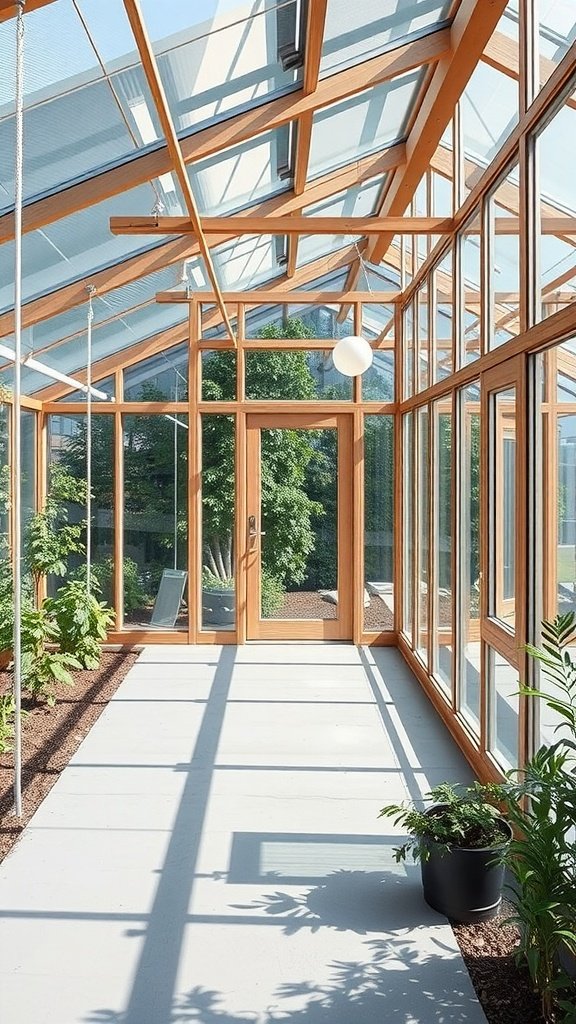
340 0 508 304
110 215 455 236
0 29 446 243
122 0 235 342
0 145 406 340
0 0 56 20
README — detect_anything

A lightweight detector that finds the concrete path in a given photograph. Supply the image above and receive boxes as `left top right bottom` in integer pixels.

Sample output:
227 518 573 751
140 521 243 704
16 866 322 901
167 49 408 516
0 645 487 1024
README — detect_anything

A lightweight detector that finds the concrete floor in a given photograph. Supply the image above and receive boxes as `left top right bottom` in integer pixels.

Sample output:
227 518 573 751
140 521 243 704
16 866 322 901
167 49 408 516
0 645 487 1024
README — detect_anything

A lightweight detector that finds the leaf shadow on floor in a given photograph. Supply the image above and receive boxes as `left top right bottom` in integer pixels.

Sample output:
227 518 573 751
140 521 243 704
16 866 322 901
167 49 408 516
87 869 482 1023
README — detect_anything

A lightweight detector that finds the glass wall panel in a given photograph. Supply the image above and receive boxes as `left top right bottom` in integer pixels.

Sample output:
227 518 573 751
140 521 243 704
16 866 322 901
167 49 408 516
488 165 521 348
124 346 188 401
47 414 114 606
364 415 394 632
459 382 481 731
535 99 576 324
403 298 415 399
433 399 452 694
417 281 430 392
362 351 395 401
245 351 353 401
57 376 115 403
459 211 482 365
21 411 36 544
416 407 429 665
489 387 516 631
403 412 414 645
488 645 519 769
202 351 237 402
0 399 8 557
201 415 235 632
434 250 453 381
534 340 576 747
123 415 188 630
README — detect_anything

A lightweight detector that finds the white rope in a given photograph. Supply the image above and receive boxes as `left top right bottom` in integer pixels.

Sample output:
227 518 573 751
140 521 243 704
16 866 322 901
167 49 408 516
173 378 178 570
12 0 26 820
86 285 95 594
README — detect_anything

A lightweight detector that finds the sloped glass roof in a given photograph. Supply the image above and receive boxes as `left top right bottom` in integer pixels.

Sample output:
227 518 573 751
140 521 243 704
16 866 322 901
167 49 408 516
320 0 452 78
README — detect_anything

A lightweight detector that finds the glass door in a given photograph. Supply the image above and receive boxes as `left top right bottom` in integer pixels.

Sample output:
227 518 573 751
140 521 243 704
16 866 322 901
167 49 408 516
246 414 353 640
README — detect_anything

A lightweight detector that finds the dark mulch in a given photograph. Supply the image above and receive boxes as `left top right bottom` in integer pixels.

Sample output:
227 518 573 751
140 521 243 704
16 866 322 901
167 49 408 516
452 902 546 1024
269 589 396 629
0 650 139 863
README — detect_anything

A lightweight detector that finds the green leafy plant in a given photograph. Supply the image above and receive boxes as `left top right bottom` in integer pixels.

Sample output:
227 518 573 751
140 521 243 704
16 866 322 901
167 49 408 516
0 693 27 754
45 579 115 670
379 782 508 862
492 746 576 1022
17 604 80 706
488 614 576 1023
25 464 88 586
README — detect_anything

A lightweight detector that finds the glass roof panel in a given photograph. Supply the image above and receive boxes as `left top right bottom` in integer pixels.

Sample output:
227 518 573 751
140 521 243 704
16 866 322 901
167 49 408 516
0 180 185 314
189 124 293 216
320 0 452 78
308 70 422 179
297 176 384 269
1 300 188 393
143 0 302 136
461 60 518 173
190 234 287 290
538 1 575 72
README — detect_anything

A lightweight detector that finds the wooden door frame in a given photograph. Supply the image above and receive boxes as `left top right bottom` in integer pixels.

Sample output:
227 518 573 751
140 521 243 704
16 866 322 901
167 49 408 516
245 412 354 641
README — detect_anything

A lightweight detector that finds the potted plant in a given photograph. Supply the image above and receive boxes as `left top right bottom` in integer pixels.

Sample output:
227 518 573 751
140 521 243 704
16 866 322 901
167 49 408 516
379 782 512 923
201 569 236 627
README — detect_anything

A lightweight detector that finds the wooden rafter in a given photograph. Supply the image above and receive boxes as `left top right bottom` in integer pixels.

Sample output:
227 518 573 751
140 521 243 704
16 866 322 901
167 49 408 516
484 30 576 111
288 0 329 277
0 145 406 340
32 242 371 401
340 0 509 302
0 30 447 243
122 0 235 342
0 0 55 20
110 215 455 236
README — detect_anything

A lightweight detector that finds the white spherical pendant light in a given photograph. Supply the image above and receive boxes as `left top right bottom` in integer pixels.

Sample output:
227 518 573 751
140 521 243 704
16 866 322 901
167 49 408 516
332 335 373 377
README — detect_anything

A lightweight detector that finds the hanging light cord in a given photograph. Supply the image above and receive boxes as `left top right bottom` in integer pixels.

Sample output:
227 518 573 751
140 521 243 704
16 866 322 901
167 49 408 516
86 285 95 595
12 0 25 820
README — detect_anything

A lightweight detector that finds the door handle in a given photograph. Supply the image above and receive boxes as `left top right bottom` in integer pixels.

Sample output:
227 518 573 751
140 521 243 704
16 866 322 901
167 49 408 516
248 515 265 543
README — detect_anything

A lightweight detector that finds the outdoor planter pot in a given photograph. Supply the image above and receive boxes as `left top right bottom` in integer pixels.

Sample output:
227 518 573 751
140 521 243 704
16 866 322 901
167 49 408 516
420 804 513 924
201 586 236 627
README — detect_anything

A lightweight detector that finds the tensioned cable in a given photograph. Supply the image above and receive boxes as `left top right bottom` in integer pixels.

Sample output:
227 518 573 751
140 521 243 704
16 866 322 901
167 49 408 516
86 285 96 594
12 0 25 820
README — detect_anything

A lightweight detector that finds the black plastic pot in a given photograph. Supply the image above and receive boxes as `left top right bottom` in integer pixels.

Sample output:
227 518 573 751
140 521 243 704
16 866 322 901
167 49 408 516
420 805 513 924
201 587 235 627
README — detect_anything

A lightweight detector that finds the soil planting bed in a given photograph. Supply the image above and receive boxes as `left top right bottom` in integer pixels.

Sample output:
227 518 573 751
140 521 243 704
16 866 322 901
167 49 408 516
453 902 547 1024
0 650 138 863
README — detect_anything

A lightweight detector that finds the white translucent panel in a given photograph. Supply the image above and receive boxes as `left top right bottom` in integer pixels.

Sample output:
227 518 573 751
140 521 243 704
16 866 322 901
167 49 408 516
539 1 575 65
461 61 518 170
308 71 421 178
0 0 101 110
539 103 576 213
140 0 285 42
75 0 141 67
305 176 384 217
0 183 184 312
189 126 292 216
3 305 189 393
0 74 158 206
211 234 284 289
496 1 519 41
321 0 451 77
153 2 301 134
297 234 359 268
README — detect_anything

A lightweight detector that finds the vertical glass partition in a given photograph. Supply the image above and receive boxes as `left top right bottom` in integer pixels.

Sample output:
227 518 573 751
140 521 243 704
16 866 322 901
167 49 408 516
364 416 394 632
123 415 188 630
